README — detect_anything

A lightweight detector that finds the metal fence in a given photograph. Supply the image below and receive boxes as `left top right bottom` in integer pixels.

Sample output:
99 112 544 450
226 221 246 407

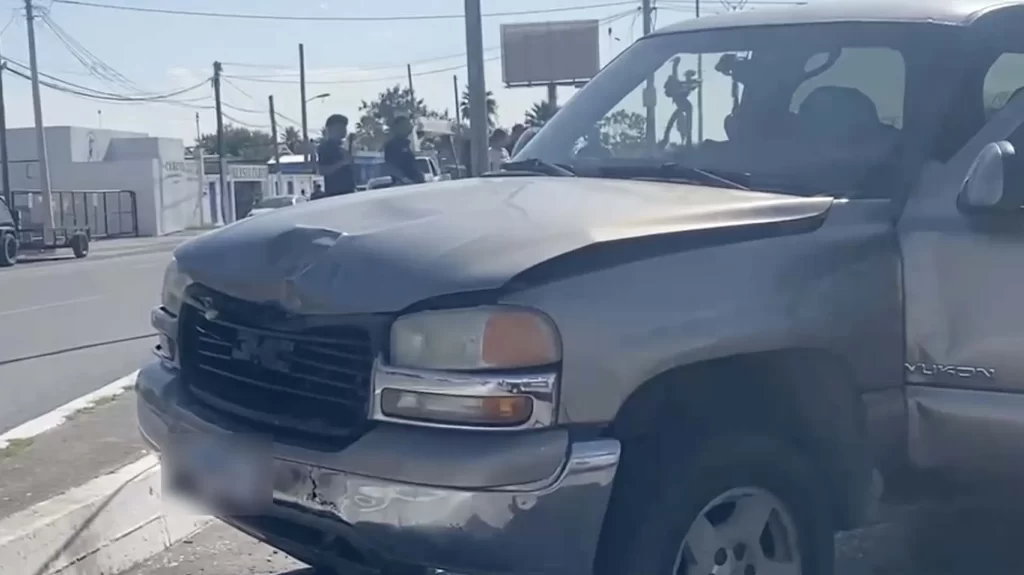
10 189 138 238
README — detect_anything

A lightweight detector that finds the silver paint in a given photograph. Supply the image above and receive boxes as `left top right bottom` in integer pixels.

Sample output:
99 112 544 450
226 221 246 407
137 366 620 575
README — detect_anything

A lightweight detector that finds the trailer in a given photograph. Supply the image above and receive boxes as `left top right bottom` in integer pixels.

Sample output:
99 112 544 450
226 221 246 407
0 196 89 267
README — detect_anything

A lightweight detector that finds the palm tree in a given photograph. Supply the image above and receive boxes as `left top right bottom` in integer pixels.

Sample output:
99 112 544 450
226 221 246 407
460 87 498 128
281 126 302 153
525 100 561 127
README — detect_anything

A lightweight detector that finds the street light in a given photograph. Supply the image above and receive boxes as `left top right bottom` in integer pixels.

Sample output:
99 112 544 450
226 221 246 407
306 92 330 103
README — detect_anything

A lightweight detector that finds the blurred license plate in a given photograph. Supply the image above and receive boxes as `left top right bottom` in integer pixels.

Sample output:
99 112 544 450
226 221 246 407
164 432 272 514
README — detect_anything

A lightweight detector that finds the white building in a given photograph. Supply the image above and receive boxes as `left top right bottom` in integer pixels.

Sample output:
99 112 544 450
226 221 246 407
2 126 202 237
2 126 336 235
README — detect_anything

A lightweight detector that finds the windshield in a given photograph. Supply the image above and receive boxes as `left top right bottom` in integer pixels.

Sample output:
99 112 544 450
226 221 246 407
255 196 296 209
517 22 959 197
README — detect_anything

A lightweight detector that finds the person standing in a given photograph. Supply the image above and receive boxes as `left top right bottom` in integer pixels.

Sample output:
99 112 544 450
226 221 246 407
505 123 526 156
315 114 355 199
383 116 425 185
487 129 510 172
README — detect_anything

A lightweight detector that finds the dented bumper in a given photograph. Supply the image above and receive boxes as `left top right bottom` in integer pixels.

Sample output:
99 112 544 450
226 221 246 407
136 361 620 575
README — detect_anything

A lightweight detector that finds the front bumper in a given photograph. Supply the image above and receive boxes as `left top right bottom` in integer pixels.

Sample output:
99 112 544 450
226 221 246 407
137 361 620 575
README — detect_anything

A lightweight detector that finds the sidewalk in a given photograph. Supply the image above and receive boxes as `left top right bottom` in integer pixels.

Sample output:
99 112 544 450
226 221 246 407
0 384 209 575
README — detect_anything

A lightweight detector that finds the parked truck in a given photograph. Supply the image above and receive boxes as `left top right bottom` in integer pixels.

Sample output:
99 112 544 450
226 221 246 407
138 1 1024 574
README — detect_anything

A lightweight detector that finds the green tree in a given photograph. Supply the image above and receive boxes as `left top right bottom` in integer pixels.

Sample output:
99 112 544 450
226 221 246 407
197 124 276 161
525 100 560 127
599 109 647 156
281 126 302 153
460 86 498 128
355 85 440 150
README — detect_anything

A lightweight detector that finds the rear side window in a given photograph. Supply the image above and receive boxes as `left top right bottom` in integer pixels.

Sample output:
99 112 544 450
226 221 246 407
984 53 1024 119
790 47 906 129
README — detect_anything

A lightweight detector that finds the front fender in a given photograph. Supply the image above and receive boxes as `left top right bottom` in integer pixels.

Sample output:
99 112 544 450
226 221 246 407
501 198 902 426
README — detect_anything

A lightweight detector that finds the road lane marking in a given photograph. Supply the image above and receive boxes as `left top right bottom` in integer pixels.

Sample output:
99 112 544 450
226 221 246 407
0 296 102 318
0 370 139 449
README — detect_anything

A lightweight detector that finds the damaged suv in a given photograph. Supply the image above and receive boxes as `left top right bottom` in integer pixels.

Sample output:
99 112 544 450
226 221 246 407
138 1 1024 574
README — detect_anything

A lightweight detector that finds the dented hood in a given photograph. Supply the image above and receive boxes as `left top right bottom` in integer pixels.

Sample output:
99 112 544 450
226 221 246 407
174 177 832 314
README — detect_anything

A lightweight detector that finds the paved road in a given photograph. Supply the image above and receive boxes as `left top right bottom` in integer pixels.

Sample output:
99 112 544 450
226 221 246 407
124 499 1024 575
0 232 207 433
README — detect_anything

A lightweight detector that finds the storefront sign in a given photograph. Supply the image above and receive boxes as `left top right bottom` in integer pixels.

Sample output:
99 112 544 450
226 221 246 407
230 165 267 180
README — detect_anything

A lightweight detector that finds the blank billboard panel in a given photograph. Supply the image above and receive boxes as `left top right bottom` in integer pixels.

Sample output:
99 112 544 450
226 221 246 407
501 20 600 87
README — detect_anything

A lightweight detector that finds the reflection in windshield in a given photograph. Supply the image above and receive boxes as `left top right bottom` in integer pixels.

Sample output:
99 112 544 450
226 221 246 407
518 22 958 197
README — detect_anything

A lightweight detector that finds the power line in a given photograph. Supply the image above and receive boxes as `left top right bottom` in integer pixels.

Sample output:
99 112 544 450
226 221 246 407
222 47 496 73
51 0 640 22
222 7 635 86
3 60 210 102
222 48 502 77
0 9 18 37
225 56 501 86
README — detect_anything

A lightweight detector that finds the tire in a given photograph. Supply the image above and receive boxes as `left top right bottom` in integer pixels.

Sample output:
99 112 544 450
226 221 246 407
598 434 835 575
70 233 89 258
0 232 18 267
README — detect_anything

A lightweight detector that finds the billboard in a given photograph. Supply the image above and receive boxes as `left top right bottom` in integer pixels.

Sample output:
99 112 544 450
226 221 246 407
500 20 600 87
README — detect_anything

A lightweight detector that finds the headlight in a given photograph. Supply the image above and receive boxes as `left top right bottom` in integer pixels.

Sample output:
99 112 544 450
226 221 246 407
161 257 192 315
389 306 561 371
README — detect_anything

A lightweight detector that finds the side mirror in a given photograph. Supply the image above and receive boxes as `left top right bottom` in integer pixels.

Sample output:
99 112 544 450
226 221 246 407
958 141 1018 212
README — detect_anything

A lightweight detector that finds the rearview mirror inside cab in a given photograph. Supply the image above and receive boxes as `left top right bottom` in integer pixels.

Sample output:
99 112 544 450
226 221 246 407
958 141 1021 213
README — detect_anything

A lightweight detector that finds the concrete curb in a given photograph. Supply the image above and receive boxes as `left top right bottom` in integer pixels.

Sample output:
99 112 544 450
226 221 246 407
0 455 212 575
0 371 140 450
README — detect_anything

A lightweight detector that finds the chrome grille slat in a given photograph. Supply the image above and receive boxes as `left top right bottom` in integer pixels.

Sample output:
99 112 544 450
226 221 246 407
195 364 362 407
179 297 375 443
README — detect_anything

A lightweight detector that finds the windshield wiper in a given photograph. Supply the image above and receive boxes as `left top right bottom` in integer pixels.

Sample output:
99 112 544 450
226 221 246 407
495 158 576 177
585 161 749 190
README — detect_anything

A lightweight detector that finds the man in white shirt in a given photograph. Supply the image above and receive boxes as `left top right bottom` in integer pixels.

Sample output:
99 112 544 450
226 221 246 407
487 128 510 172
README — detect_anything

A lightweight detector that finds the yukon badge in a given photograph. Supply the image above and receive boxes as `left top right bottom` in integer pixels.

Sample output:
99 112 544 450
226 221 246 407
905 362 996 380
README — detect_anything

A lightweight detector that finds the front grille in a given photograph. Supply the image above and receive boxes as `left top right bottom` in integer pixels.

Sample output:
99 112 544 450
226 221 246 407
178 295 379 443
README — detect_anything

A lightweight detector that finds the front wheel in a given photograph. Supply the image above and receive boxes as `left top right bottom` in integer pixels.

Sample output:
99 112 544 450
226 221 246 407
0 232 18 267
70 233 89 258
599 434 835 575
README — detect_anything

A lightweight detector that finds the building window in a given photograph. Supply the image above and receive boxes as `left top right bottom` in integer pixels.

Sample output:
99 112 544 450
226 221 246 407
287 181 294 195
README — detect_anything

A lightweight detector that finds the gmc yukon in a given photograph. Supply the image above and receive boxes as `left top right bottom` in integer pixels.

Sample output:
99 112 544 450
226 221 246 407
138 1 1024 573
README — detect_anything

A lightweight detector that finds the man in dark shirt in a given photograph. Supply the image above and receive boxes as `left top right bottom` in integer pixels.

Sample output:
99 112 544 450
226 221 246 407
315 114 355 198
506 123 526 156
383 116 425 185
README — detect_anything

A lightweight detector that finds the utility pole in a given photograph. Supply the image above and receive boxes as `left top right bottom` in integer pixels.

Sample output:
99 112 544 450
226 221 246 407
453 75 461 126
407 64 416 109
641 0 656 147
269 95 282 197
25 0 54 236
213 61 228 224
464 0 488 177
696 0 704 143
194 112 201 143
299 44 310 173
0 56 12 218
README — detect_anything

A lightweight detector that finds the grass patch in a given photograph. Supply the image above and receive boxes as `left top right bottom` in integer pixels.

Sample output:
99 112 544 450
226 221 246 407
0 437 34 459
67 392 124 420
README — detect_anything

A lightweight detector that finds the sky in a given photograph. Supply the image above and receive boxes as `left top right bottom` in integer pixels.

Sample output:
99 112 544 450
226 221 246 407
0 0 728 144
